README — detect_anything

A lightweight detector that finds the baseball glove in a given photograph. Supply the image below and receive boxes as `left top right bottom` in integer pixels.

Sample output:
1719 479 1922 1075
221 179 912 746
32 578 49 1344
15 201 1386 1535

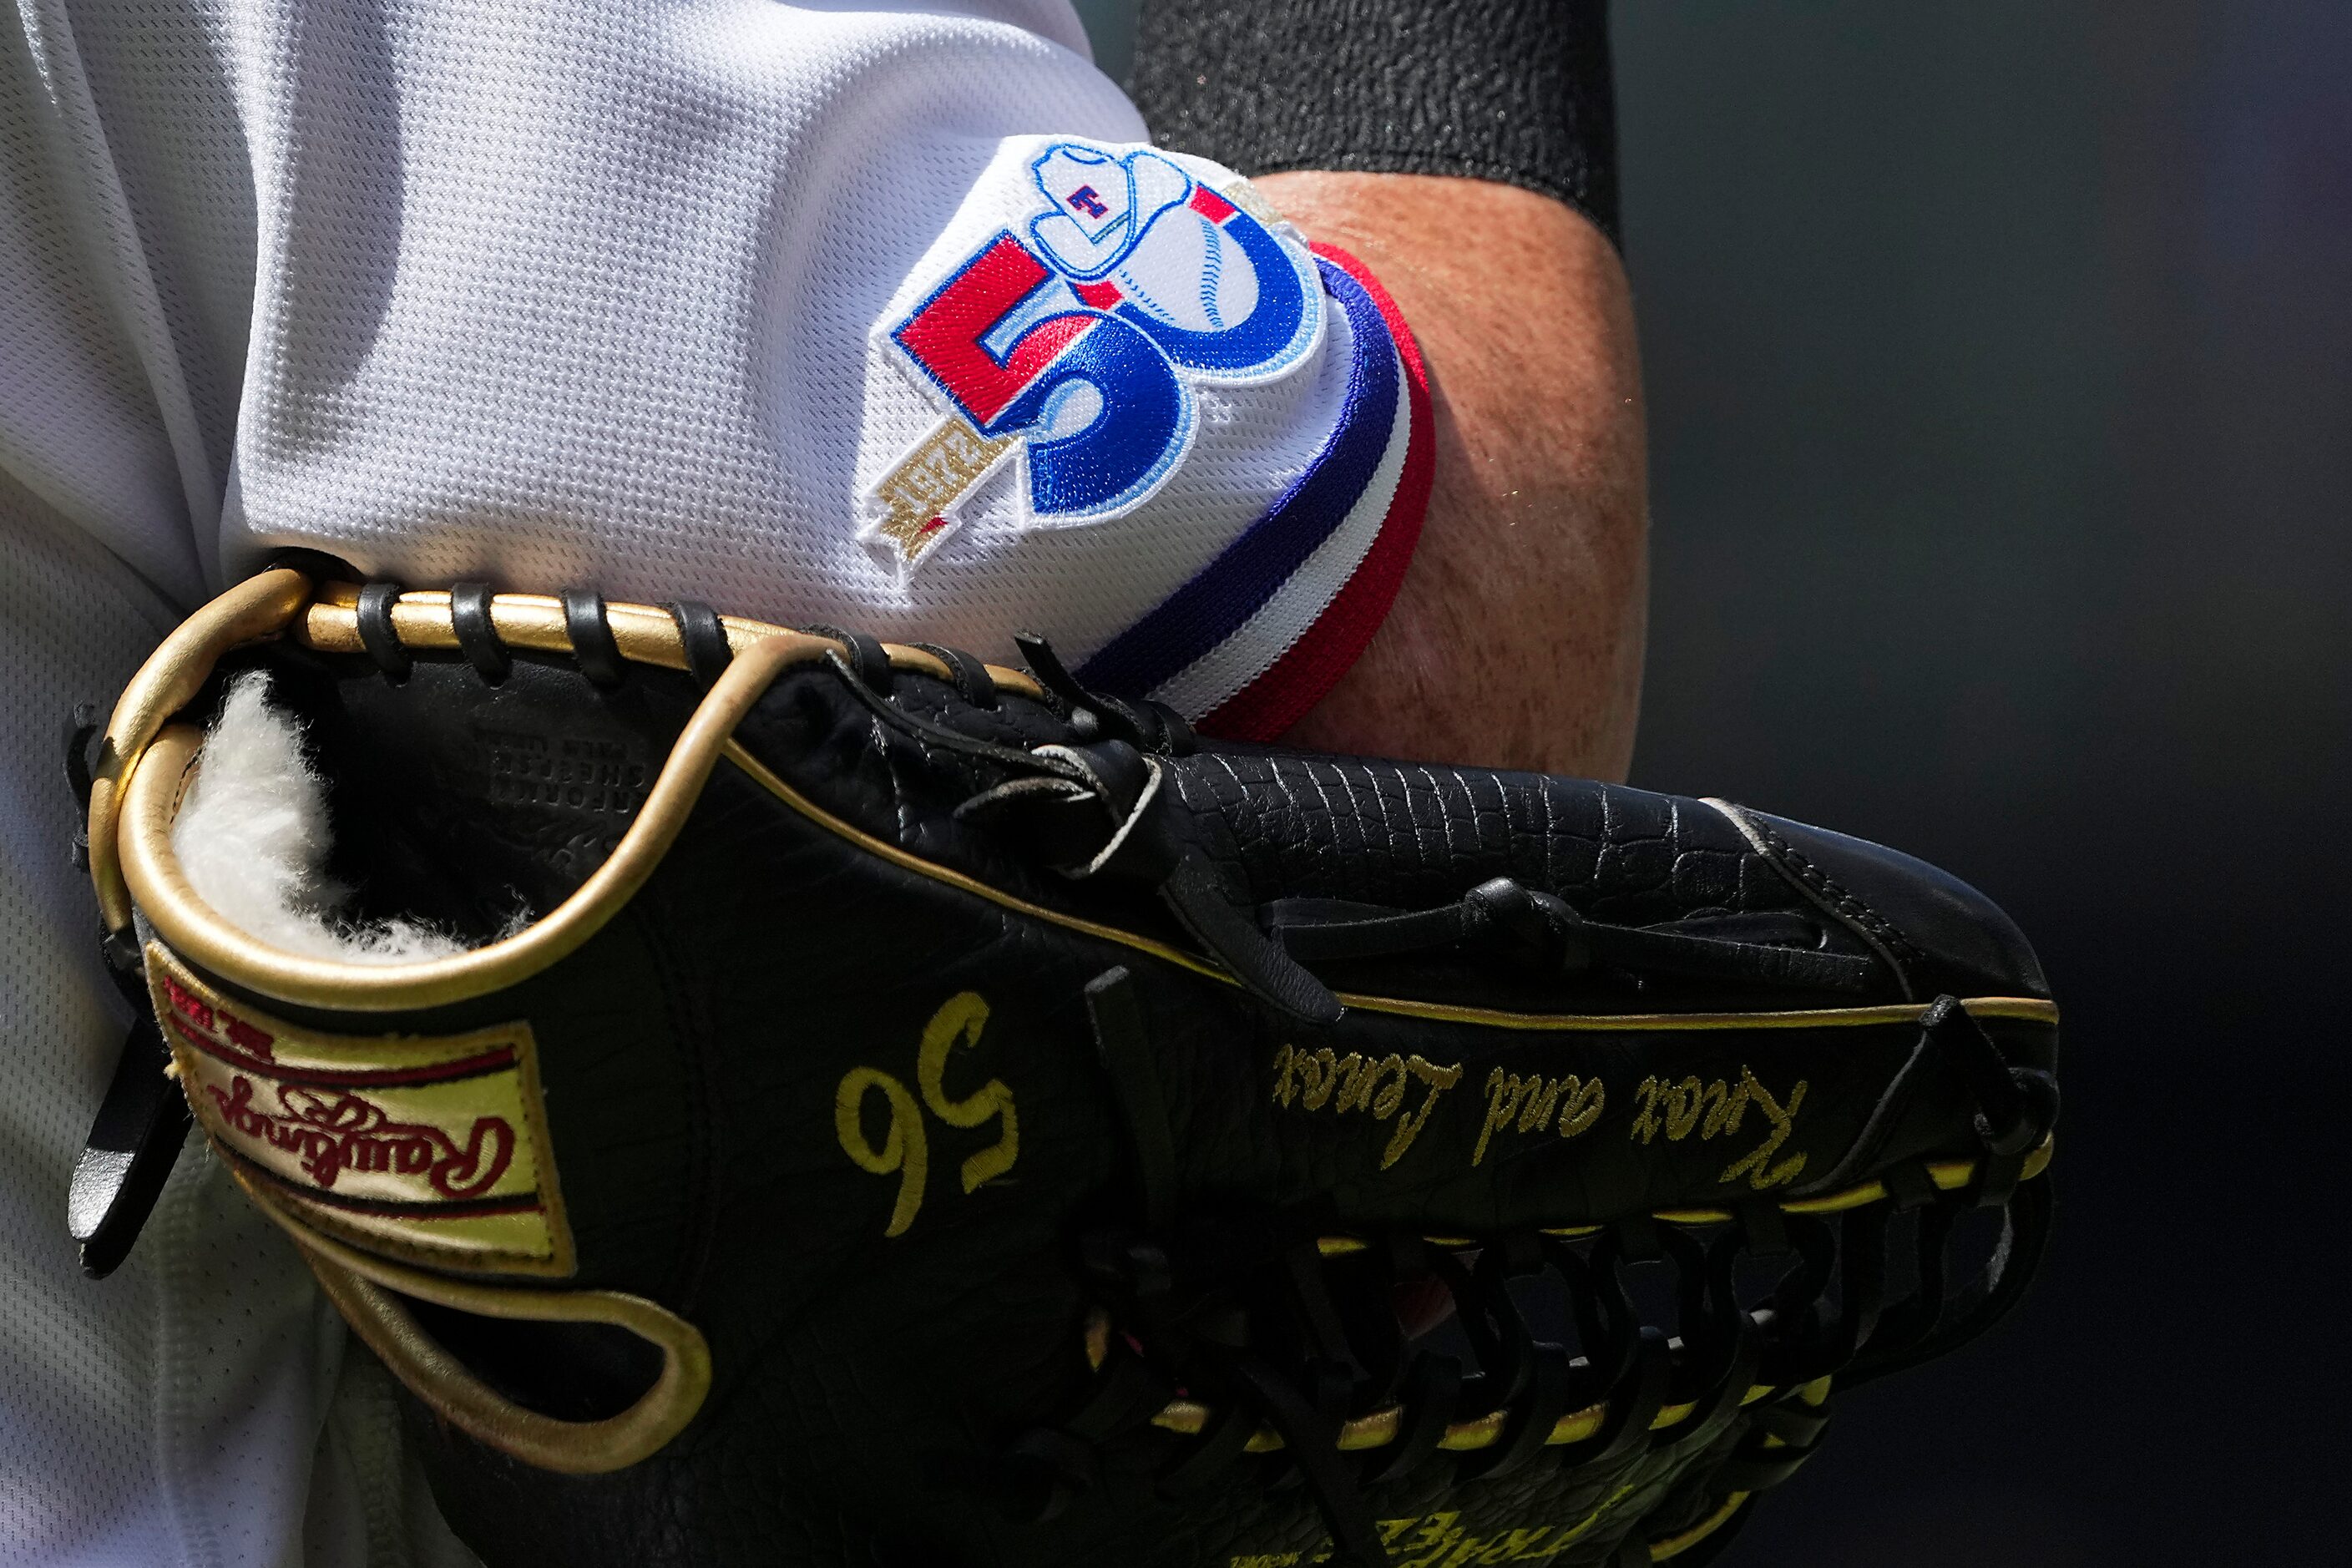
73 566 2058 1567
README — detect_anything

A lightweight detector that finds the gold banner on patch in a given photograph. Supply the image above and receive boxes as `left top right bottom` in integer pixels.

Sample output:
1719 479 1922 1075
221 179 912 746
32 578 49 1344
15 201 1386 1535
867 417 1014 564
149 943 575 1277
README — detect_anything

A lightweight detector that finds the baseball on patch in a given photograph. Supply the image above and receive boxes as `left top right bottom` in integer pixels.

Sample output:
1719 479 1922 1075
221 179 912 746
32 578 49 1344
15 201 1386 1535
1115 206 1262 334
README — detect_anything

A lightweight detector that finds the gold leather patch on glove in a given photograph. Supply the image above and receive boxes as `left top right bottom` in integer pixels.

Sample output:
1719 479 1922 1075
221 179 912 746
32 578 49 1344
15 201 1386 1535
149 943 575 1277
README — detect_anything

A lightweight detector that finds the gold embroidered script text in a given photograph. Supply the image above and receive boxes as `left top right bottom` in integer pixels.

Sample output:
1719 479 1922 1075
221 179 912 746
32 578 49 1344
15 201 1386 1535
1272 1042 1811 1191
1629 1065 1809 1191
1268 1045 1464 1169
1471 1067 1606 1166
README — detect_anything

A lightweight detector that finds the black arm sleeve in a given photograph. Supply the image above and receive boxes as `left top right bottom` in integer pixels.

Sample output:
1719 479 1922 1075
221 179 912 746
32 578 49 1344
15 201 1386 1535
1126 0 1619 245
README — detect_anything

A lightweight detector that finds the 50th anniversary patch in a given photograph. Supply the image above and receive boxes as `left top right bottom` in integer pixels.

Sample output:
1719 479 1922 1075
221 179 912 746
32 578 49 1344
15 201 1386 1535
865 140 1325 568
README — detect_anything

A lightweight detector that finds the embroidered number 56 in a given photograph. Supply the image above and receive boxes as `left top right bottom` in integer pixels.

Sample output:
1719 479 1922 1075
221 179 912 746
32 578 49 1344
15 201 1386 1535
833 993 1019 1237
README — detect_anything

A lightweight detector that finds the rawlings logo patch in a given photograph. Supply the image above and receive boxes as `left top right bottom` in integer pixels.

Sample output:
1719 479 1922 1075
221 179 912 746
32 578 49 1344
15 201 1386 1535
866 141 1323 569
149 944 575 1276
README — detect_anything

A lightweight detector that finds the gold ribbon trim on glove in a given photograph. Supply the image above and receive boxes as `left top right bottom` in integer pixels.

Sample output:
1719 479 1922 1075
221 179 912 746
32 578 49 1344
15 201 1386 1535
247 1188 711 1474
92 572 1045 1015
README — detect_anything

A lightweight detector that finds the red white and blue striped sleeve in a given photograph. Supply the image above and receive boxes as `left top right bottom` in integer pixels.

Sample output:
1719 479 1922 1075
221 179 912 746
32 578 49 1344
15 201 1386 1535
1074 245 1433 740
865 143 1434 734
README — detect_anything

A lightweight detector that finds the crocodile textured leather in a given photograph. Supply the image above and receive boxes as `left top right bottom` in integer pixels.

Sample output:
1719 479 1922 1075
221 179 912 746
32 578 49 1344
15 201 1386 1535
143 621 2057 1568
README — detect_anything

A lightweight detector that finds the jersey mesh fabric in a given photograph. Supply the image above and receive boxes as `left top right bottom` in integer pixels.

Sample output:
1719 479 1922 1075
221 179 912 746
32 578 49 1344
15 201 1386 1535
207 0 1409 688
0 491 478 1568
0 1 1419 1560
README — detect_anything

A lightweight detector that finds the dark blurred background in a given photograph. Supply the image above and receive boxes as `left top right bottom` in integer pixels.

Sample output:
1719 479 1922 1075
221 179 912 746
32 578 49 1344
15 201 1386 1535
1613 4 2349 1563
1082 0 2352 1560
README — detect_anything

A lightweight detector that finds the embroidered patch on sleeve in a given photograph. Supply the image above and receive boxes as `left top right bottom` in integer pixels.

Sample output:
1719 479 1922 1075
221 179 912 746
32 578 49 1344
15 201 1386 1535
865 140 1325 571
1075 243 1434 742
149 943 575 1277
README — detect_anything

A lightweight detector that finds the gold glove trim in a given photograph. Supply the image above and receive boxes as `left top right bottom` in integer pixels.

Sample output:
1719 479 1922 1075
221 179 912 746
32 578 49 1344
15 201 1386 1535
119 630 791 1011
247 1182 712 1474
1642 1379 1825 1560
291 580 1044 700
95 573 1039 1014
87 568 313 931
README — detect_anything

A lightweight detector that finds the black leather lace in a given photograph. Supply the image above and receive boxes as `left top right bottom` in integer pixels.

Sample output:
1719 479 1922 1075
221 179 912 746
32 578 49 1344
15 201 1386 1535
61 704 193 1277
1010 969 2057 1566
835 640 1899 1019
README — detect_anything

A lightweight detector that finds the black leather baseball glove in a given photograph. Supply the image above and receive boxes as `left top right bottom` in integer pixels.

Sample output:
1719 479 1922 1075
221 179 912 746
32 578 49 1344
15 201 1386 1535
75 567 2058 1567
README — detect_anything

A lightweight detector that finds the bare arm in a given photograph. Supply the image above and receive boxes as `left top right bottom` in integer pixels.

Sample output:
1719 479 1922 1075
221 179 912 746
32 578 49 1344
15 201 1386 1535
1261 172 1649 781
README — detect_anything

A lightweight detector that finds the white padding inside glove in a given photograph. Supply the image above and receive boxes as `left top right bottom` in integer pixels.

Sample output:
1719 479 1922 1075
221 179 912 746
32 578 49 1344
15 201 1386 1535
173 674 477 964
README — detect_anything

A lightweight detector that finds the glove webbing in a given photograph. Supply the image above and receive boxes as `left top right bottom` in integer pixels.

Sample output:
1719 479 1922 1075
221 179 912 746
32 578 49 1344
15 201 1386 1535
1027 971 2054 1565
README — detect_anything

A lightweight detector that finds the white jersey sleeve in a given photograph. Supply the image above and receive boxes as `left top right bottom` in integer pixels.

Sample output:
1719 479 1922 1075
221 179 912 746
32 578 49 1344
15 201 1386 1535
195 5 1429 737
0 2 1430 1564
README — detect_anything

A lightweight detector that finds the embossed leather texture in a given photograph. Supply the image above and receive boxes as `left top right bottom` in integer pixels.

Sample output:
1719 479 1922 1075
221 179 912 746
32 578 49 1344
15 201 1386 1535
146 616 2059 1568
